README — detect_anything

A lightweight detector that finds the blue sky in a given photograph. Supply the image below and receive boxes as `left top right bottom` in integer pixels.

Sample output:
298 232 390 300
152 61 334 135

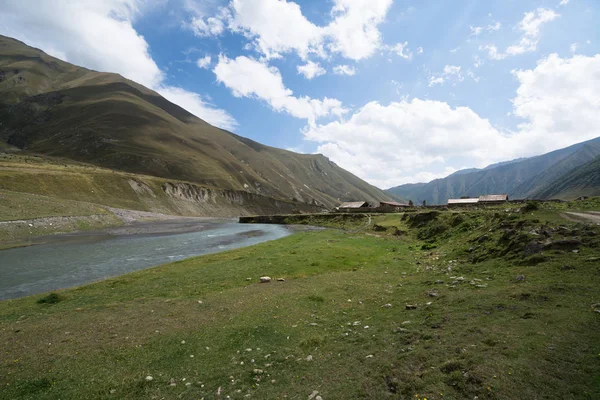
1 0 599 188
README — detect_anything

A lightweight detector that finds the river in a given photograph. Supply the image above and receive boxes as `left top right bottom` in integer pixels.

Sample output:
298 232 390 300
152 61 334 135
0 219 292 300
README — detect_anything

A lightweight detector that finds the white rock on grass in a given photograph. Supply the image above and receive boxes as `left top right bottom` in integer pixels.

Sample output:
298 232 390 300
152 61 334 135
260 276 272 283
308 390 319 400
306 355 313 361
145 376 153 382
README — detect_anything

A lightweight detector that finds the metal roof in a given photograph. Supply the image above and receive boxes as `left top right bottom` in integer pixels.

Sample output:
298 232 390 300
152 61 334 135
339 201 369 208
448 198 480 205
479 194 509 202
380 201 410 207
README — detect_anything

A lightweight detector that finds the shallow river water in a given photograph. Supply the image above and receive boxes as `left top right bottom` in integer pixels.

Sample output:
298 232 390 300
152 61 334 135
0 220 291 300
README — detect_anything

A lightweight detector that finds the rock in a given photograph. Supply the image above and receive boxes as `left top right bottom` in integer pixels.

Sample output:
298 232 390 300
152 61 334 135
427 290 439 297
316 396 323 400
168 378 176 387
477 235 489 243
515 275 526 282
435 280 444 284
110 389 117 394
260 276 272 283
306 355 313 361
277 278 285 281
246 277 252 281
366 354 373 358
405 304 417 310
381 303 392 308
145 376 153 382
308 390 319 400
253 369 264 374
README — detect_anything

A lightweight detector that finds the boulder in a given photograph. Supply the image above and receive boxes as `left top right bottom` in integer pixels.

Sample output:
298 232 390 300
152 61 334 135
259 276 272 283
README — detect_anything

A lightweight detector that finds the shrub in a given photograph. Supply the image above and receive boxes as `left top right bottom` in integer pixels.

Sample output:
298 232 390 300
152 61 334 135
36 293 64 304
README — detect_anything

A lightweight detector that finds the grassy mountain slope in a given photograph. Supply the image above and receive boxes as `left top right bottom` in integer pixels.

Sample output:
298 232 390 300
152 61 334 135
531 155 600 199
0 35 392 209
386 137 600 204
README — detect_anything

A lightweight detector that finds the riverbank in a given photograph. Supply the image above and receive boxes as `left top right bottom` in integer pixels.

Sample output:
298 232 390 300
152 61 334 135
1 202 599 399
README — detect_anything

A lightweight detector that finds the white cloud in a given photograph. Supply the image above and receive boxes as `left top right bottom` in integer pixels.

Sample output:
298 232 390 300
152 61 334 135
487 21 501 32
304 53 600 187
470 25 483 36
297 60 326 79
558 0 570 6
416 46 424 54
428 65 463 87
387 41 413 60
481 8 559 59
0 0 237 130
570 43 578 53
206 0 393 61
196 55 212 69
333 64 356 76
325 0 393 60
214 55 347 124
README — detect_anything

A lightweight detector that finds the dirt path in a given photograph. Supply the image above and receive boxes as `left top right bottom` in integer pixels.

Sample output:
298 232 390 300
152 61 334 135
562 212 600 224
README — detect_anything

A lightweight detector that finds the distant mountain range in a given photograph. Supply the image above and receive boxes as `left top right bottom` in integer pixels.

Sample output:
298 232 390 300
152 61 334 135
0 35 393 210
387 137 600 204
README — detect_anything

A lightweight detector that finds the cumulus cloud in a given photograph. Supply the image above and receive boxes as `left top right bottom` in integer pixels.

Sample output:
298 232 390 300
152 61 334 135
480 8 559 60
428 65 463 87
196 55 212 69
558 0 570 6
0 0 237 130
297 60 326 79
303 53 600 187
214 55 347 124
200 0 393 61
333 65 356 76
387 41 413 60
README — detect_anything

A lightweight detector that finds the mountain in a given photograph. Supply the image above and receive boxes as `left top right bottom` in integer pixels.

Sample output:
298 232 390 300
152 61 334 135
386 137 600 204
0 35 393 210
530 155 600 199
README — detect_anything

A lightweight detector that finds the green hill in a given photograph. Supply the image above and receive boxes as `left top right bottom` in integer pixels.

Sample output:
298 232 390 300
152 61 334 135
531 155 600 199
386 137 600 204
0 35 392 211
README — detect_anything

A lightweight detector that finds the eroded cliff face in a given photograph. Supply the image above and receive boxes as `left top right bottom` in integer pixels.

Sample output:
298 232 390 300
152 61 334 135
161 182 323 217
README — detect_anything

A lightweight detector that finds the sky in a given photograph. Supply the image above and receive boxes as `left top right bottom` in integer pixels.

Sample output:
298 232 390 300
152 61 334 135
1 0 599 189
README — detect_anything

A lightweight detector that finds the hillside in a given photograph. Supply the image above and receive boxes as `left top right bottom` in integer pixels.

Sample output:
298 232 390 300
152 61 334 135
0 35 392 210
531 155 600 199
387 137 600 204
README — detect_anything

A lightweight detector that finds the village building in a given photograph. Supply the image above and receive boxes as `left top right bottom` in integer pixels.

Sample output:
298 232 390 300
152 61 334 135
447 198 480 206
479 194 509 204
337 201 372 212
379 201 410 211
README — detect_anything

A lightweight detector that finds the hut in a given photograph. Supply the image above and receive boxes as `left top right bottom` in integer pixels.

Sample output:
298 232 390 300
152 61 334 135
378 201 410 211
479 194 509 204
447 198 479 206
337 201 371 212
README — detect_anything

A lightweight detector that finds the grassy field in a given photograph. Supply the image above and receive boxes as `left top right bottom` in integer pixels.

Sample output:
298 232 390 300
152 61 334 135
1 203 600 399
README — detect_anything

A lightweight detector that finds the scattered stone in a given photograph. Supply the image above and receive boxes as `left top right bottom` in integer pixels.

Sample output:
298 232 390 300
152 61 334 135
477 235 489 243
145 376 153 382
595 310 600 314
246 277 252 281
185 382 192 386
305 355 313 362
168 378 176 387
427 290 439 298
110 389 116 394
277 278 285 282
308 323 318 326
475 284 488 288
260 276 272 283
352 321 361 326
405 304 417 310
316 396 323 400
573 250 580 254
515 275 526 282
308 390 319 400
197 300 203 304
366 354 374 358
381 303 392 308
435 280 444 284
401 320 411 324
181 340 186 344
253 369 264 374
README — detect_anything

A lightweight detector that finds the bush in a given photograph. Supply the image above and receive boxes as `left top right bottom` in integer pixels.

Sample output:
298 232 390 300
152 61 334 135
36 293 64 304
523 200 539 212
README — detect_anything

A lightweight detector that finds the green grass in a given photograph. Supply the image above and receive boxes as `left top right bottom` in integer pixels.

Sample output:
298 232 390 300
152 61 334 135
1 205 600 399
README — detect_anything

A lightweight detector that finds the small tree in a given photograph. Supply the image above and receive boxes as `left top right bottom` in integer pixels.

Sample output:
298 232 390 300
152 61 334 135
422 200 427 207
408 199 414 207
